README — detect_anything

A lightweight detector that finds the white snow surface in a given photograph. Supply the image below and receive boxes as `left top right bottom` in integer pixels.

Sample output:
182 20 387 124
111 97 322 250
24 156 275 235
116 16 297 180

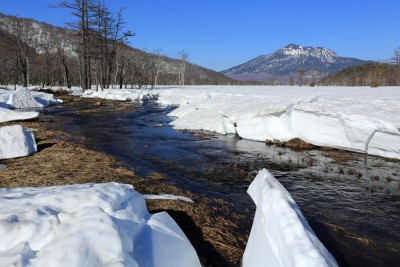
0 183 202 267
0 108 39 123
243 169 338 267
83 89 154 101
73 86 400 159
143 194 194 203
0 125 37 160
154 86 400 159
0 88 62 109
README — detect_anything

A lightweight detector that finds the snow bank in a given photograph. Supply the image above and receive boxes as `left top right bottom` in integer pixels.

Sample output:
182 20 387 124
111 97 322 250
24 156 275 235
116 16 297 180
0 88 62 109
153 86 400 159
243 169 338 267
73 86 400 159
0 108 39 123
7 88 62 109
0 183 201 267
0 125 37 160
83 89 154 101
0 88 62 123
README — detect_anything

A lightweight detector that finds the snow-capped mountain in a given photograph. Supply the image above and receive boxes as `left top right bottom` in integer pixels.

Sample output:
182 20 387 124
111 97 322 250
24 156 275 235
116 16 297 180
221 44 368 81
0 13 76 56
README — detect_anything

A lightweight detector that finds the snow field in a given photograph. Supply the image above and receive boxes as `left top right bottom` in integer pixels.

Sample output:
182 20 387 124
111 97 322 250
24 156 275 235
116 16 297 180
243 169 338 267
0 183 202 267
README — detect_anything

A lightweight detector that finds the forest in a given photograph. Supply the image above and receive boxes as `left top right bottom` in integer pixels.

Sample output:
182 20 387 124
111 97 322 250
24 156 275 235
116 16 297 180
0 0 235 90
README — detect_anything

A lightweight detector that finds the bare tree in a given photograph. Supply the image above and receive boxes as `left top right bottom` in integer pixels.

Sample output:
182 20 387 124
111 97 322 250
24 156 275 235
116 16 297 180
131 51 151 88
91 2 133 89
53 0 94 90
54 0 133 90
266 75 278 86
55 37 74 88
393 48 400 86
150 49 164 89
287 74 295 86
297 61 306 86
177 50 188 88
113 46 131 89
10 19 36 87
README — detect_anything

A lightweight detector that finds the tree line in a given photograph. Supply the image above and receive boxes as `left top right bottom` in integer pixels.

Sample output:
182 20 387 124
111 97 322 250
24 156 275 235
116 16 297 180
319 62 399 87
0 1 235 90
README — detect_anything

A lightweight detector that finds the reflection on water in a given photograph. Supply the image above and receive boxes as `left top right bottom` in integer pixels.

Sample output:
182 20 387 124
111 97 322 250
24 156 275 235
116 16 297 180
44 99 400 267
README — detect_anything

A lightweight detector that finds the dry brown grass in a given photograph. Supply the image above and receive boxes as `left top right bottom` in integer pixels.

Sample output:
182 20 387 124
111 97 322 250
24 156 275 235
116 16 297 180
266 137 317 150
178 129 218 140
325 223 371 246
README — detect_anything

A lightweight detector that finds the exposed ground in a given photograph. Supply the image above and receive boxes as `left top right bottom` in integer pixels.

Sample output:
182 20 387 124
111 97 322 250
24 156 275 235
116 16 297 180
0 99 248 267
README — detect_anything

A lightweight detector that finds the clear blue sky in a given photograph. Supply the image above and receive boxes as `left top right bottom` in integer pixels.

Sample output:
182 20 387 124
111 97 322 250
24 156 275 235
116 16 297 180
1 0 400 71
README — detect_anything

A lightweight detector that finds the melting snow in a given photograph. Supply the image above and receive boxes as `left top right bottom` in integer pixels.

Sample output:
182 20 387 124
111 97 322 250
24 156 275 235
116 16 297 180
0 108 38 123
83 89 154 101
143 194 194 203
243 169 338 267
154 86 400 159
1 88 63 109
0 183 202 267
0 125 37 160
73 86 400 159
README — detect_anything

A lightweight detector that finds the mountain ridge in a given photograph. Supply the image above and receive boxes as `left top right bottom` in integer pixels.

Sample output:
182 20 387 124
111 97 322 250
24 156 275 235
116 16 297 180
0 12 236 86
221 44 369 82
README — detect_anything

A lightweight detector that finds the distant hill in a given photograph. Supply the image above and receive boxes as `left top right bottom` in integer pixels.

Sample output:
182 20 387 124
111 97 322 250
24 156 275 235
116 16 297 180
0 12 236 86
221 44 369 82
319 62 399 87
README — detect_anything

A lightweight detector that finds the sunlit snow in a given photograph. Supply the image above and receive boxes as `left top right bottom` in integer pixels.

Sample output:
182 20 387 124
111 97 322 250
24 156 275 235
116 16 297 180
0 183 202 267
243 169 338 267
0 125 37 160
0 87 63 160
0 87 62 110
83 85 400 159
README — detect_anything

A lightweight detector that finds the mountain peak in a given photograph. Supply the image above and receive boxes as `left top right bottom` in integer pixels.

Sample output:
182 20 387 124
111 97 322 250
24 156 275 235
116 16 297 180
284 43 302 49
278 44 338 62
221 44 367 82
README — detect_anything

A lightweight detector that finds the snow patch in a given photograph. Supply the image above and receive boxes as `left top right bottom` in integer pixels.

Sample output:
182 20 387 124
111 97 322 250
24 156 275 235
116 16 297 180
143 194 194 203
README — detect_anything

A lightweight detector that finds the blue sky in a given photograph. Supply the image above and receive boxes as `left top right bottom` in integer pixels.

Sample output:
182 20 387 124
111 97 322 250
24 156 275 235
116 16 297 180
1 0 400 71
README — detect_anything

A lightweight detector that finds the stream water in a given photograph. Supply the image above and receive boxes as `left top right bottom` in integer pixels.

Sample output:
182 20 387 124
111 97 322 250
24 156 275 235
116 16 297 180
43 98 400 267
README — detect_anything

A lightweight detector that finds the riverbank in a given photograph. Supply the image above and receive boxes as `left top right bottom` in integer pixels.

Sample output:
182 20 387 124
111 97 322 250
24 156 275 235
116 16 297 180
0 95 248 267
